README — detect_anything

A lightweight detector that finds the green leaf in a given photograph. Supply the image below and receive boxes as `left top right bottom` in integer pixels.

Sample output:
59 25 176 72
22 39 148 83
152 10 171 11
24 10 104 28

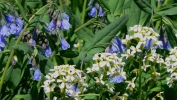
12 94 32 100
127 1 141 28
165 24 177 47
148 86 162 95
74 15 94 41
8 67 22 89
97 0 109 11
156 4 177 16
60 50 79 58
80 15 129 62
37 53 54 74
109 0 125 15
15 0 28 21
13 43 33 54
133 0 152 14
84 95 97 100
4 66 13 83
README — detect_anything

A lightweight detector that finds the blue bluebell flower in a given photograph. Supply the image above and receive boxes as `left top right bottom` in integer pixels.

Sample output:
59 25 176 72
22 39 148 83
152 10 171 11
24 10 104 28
60 38 70 50
110 75 124 83
16 17 23 27
67 84 80 97
159 37 171 49
33 69 41 81
60 19 72 30
110 37 126 53
9 23 17 35
144 39 154 49
48 20 56 31
0 35 6 51
0 25 10 36
98 6 104 17
88 6 96 17
45 46 52 57
5 14 14 23
62 13 70 21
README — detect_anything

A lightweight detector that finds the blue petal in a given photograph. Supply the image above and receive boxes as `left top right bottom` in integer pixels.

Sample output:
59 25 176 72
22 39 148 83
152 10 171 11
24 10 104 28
5 14 14 23
48 20 56 31
88 6 96 17
60 19 72 30
98 6 104 17
60 38 70 50
110 75 124 83
33 69 41 81
45 46 52 57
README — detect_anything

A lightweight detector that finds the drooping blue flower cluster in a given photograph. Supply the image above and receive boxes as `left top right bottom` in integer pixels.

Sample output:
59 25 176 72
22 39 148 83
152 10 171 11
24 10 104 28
0 14 23 36
109 37 126 54
47 12 72 32
0 14 23 51
88 1 104 17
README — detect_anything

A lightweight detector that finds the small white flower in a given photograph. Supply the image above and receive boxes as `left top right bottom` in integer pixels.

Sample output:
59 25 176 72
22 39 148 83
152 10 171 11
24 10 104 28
94 74 104 85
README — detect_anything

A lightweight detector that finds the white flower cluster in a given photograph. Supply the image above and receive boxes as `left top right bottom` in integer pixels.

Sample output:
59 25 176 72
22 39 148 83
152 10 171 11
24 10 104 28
165 47 177 87
122 25 162 52
86 53 126 91
42 64 88 99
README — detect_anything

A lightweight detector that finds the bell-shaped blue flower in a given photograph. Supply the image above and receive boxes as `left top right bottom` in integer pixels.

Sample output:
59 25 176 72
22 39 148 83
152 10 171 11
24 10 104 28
0 35 6 51
33 69 41 81
5 14 14 23
110 37 126 54
88 6 96 17
60 38 70 50
62 13 70 21
98 6 104 17
48 20 56 31
159 36 171 49
60 19 72 31
45 46 52 57
0 25 10 36
110 75 124 83
67 84 80 97
144 39 154 49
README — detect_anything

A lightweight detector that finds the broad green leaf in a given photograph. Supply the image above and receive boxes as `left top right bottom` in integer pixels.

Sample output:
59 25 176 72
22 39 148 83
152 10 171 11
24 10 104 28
37 53 54 74
109 0 125 15
97 0 109 11
127 1 141 28
12 94 32 100
156 4 177 16
80 15 129 62
134 0 152 14
74 15 94 41
4 66 13 82
8 67 22 89
13 43 33 54
60 50 79 58
148 86 162 95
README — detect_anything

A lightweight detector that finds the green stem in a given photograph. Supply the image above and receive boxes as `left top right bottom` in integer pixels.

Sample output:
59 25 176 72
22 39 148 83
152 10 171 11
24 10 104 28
138 52 143 100
0 2 50 93
59 0 64 11
81 0 87 24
